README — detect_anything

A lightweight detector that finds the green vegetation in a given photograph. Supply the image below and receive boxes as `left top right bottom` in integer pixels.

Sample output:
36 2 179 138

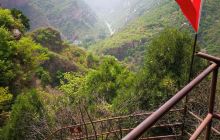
89 0 220 67
0 87 13 127
0 8 48 93
200 0 220 56
0 8 49 136
133 28 205 110
30 27 65 52
0 9 24 31
11 9 30 31
58 29 205 116
0 1 219 139
89 1 177 51
85 57 132 103
27 27 100 87
0 29 48 89
59 56 135 117
89 0 183 68
1 0 108 42
1 90 47 140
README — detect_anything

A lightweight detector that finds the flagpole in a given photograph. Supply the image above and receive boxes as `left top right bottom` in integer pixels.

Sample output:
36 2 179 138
175 0 203 138
188 33 198 82
181 33 198 139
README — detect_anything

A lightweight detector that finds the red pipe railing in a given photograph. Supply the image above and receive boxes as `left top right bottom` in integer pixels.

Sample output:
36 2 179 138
123 52 220 140
46 109 184 140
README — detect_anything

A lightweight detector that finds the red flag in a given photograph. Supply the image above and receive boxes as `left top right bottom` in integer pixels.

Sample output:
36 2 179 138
176 0 202 32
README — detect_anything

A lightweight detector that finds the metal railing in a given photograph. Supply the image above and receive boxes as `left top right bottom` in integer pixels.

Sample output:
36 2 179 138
123 52 220 140
46 109 184 140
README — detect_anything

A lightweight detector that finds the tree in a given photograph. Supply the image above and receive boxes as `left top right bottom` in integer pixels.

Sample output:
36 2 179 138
0 27 48 92
1 90 48 140
0 8 24 31
85 56 131 104
59 56 135 116
0 27 16 86
111 71 136 114
59 72 85 103
14 37 48 84
86 53 99 68
35 67 52 87
0 8 49 92
11 9 30 31
0 87 13 127
135 28 204 110
30 27 64 52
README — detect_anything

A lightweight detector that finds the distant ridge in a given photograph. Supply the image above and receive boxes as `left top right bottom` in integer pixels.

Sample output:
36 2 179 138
1 0 107 42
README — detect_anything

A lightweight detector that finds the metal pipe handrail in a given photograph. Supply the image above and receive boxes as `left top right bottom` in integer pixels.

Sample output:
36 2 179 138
189 114 213 140
188 111 220 135
213 114 220 120
73 123 183 140
205 68 219 139
46 109 183 140
196 52 220 64
122 63 218 140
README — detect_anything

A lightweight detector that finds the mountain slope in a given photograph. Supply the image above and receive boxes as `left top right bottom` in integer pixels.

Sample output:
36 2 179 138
29 27 99 86
0 0 50 29
89 0 180 67
85 0 163 33
200 0 220 56
89 0 220 68
1 0 107 42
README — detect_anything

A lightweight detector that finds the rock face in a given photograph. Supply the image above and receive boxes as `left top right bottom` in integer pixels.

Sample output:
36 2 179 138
12 29 22 40
1 0 107 42
104 39 147 61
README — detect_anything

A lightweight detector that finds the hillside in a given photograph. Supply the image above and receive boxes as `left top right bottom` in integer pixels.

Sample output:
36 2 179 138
89 0 220 69
29 27 100 87
200 0 220 56
0 0 108 42
89 0 180 68
0 0 50 29
85 0 162 33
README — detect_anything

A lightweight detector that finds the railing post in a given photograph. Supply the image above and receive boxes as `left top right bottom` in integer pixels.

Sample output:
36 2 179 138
205 67 219 140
